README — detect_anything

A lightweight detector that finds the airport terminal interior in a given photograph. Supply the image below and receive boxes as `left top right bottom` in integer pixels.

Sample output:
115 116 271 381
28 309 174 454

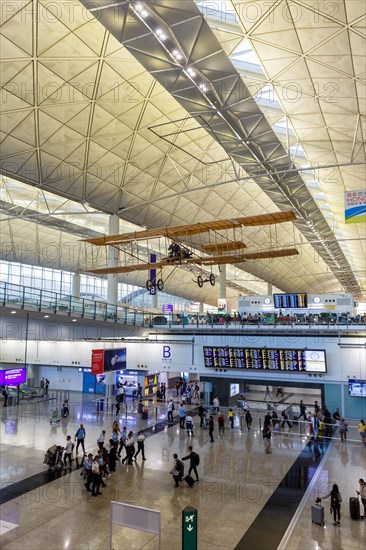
1 0 366 549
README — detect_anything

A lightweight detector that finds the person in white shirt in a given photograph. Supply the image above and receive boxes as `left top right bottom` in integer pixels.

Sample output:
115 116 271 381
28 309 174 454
97 430 106 451
91 456 102 497
167 399 175 425
186 414 194 436
122 432 135 465
134 431 146 461
213 395 220 413
64 435 73 468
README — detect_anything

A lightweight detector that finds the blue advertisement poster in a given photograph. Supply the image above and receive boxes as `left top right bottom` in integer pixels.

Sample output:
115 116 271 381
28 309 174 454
103 348 127 372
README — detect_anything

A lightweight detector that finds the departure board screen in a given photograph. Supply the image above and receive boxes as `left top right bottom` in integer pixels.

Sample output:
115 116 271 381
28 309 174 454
203 347 326 373
273 293 307 309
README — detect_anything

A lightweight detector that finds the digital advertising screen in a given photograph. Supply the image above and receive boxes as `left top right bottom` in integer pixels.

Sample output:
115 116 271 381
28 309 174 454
103 348 127 372
349 379 366 397
203 347 327 373
273 293 307 309
0 368 27 386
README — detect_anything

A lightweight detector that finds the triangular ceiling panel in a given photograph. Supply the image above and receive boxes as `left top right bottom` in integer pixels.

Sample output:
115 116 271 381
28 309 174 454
0 34 32 59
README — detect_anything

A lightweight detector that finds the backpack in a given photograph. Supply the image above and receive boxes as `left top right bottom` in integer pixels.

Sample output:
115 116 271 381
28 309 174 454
171 403 175 411
176 459 183 472
192 452 200 466
331 492 341 506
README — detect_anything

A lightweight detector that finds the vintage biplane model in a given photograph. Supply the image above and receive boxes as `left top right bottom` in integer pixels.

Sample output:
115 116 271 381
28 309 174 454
83 211 298 292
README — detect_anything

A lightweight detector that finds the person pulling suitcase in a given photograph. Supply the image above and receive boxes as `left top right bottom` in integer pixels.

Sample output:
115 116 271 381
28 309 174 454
182 446 200 481
319 484 342 526
356 478 366 519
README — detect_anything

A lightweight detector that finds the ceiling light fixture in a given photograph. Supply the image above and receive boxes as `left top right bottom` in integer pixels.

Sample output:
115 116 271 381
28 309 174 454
154 27 168 42
172 49 183 61
11 310 16 314
187 68 196 77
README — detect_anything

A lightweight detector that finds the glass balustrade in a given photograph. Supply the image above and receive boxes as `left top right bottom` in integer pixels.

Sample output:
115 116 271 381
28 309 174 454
1 281 365 328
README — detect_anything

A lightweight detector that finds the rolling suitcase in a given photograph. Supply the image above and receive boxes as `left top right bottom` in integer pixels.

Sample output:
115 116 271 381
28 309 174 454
311 503 325 525
185 475 195 488
349 497 360 520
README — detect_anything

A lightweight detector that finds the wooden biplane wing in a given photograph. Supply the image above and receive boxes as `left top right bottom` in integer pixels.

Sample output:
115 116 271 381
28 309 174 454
85 248 299 275
83 210 296 247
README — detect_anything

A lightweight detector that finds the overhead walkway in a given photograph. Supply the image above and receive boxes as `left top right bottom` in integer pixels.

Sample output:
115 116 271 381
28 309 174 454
1 281 365 332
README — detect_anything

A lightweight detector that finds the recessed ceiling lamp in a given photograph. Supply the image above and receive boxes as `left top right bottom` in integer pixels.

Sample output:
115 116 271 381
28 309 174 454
156 28 167 41
134 2 148 18
187 67 196 77
135 3 147 16
172 49 183 61
199 83 208 92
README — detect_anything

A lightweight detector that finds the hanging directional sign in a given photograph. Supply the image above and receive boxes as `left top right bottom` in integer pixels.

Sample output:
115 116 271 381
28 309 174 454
182 506 197 550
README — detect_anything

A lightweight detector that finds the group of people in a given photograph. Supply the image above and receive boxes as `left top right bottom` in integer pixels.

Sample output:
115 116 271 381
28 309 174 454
156 382 167 401
264 386 284 400
175 379 200 402
169 446 200 488
40 377 50 394
317 479 366 526
61 421 147 497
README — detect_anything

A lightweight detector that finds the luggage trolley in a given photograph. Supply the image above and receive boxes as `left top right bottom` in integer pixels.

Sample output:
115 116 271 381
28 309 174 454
49 407 61 425
43 445 64 471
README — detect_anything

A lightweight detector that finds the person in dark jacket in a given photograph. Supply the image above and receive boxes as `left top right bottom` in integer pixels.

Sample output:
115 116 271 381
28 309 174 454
108 440 117 473
263 424 272 453
320 484 342 526
198 404 208 427
208 416 214 442
2 386 8 407
182 446 200 481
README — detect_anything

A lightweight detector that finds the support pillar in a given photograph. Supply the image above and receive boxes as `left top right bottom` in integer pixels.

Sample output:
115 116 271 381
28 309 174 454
72 273 80 298
218 264 227 312
152 292 158 309
107 215 119 305
199 302 204 314
267 282 272 296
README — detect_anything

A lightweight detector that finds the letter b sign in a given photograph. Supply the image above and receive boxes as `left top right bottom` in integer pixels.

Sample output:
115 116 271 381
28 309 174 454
163 346 171 359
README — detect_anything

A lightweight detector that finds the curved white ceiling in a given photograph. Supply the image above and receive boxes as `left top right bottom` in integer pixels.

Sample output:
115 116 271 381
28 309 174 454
0 0 365 306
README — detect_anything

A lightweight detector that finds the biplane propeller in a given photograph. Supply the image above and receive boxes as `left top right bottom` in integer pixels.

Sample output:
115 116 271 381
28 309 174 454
82 211 298 291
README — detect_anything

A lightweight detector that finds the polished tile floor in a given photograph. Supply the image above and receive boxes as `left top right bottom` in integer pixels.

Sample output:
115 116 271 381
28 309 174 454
0 392 364 549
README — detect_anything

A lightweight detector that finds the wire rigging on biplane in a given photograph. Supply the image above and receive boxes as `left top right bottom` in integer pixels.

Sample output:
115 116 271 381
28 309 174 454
82 211 298 292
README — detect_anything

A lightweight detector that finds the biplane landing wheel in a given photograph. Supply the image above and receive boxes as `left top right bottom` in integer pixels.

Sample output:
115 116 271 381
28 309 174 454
146 279 153 291
157 279 164 291
209 273 216 286
197 275 204 288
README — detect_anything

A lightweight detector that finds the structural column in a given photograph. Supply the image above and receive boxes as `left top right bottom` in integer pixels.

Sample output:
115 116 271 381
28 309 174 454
152 290 158 309
107 214 119 305
72 273 80 298
219 264 227 312
267 282 272 296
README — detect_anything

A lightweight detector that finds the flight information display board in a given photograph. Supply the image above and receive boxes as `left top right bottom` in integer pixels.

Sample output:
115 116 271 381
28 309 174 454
203 347 326 373
273 293 307 309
